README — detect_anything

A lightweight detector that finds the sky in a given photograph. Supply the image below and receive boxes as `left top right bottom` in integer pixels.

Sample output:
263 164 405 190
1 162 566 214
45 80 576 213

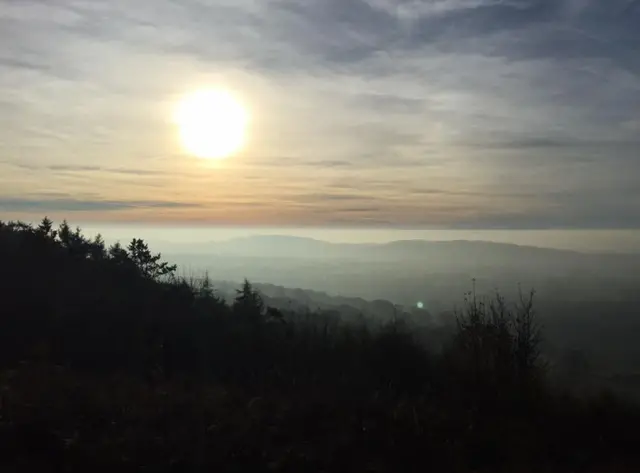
1 0 640 229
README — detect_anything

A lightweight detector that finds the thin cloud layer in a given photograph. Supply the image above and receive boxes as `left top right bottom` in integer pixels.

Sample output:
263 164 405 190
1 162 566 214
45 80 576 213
0 197 201 212
1 0 639 227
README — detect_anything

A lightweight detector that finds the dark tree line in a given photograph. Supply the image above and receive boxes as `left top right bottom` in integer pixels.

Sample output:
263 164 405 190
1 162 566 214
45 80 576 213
0 217 639 472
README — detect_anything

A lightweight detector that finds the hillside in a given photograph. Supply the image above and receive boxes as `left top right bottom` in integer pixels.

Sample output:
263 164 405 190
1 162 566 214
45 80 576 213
1 218 640 472
164 234 640 268
165 236 640 304
209 279 426 322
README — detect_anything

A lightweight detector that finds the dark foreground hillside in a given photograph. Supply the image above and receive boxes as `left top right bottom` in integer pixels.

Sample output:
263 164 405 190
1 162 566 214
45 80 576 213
1 218 639 472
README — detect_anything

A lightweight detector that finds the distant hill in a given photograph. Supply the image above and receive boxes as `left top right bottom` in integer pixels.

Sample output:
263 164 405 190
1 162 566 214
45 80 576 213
163 236 640 320
208 279 432 323
164 235 640 273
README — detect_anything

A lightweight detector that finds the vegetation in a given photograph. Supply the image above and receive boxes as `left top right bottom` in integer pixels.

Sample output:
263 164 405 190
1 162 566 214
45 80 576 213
1 218 639 472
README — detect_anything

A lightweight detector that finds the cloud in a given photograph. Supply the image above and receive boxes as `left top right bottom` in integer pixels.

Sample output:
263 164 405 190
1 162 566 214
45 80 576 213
1 0 639 228
340 206 381 213
293 193 369 203
47 164 103 172
46 165 165 176
1 160 166 176
0 197 201 212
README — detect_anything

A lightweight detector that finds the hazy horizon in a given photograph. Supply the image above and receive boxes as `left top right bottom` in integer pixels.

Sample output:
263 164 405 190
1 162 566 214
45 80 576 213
72 224 640 254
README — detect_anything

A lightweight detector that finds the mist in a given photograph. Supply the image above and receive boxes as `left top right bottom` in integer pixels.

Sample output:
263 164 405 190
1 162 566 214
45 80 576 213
79 225 640 254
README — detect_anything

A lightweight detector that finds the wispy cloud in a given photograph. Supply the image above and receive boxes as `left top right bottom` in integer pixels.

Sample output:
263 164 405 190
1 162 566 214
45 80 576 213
47 164 165 176
1 160 167 176
0 197 200 213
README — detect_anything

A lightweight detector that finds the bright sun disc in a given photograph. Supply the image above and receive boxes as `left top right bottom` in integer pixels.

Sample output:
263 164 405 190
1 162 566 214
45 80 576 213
174 89 248 160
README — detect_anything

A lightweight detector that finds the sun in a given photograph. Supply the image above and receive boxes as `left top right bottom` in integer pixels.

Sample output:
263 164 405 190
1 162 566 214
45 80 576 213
174 89 248 160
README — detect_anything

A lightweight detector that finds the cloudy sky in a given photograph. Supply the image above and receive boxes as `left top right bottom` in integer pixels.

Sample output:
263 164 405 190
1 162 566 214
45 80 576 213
1 0 639 228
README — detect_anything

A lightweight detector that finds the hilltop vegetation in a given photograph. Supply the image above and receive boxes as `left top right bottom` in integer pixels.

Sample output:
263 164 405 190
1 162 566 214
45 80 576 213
1 218 639 472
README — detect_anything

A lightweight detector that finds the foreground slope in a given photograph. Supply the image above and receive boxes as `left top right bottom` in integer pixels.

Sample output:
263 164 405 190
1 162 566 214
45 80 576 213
1 218 639 472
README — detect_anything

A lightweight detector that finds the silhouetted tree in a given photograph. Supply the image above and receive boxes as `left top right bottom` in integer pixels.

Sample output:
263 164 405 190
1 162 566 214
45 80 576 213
36 216 56 240
198 272 215 299
191 273 226 316
233 279 264 319
88 234 106 260
57 220 72 247
450 284 544 395
127 238 176 281
108 242 129 263
266 306 285 323
513 288 543 385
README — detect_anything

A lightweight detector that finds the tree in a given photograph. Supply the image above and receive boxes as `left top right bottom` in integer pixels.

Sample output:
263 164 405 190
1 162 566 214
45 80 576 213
233 279 264 319
188 273 226 318
88 234 106 260
449 284 544 393
513 288 543 384
57 220 72 248
36 217 56 240
56 221 92 258
108 242 129 264
198 272 215 299
126 238 176 281
266 307 285 323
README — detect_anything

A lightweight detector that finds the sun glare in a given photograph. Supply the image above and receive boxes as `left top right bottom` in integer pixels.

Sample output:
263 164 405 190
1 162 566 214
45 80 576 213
174 89 248 160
